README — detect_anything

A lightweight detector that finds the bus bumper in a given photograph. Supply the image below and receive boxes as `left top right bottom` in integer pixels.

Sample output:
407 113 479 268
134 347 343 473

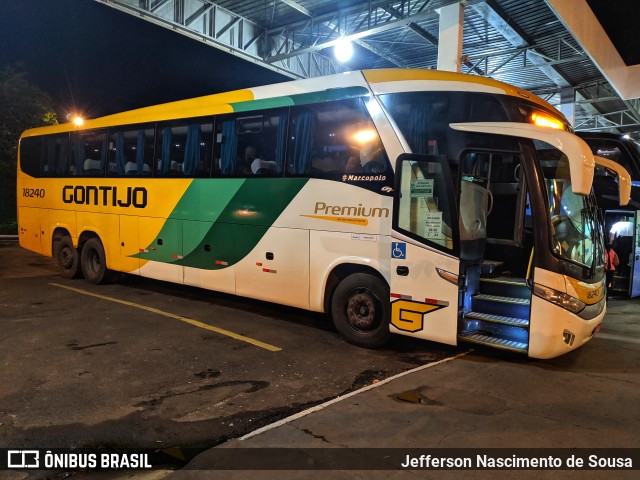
528 295 606 359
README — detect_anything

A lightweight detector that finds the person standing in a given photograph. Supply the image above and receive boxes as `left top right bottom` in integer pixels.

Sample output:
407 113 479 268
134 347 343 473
605 242 619 300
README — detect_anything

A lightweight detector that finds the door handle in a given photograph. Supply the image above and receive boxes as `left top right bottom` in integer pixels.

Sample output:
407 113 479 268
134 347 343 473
396 266 409 276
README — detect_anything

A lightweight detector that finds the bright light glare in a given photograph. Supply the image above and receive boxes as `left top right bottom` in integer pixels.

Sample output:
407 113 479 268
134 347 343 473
531 113 563 130
72 116 84 126
334 38 353 63
354 129 377 143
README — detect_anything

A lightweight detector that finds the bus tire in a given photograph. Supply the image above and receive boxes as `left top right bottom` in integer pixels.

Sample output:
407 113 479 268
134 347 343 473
54 236 82 279
331 273 391 348
80 237 114 285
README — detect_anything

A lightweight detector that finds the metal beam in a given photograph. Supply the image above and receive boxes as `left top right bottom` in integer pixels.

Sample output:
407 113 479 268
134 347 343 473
467 0 619 131
265 7 442 64
279 0 312 18
574 109 640 132
94 0 336 79
263 1 466 66
469 0 571 88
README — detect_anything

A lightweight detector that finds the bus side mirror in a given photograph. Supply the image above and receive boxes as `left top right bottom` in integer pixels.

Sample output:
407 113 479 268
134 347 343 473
594 155 631 206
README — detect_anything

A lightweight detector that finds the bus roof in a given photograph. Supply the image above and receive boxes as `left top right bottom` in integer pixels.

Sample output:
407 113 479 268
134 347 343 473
22 68 559 138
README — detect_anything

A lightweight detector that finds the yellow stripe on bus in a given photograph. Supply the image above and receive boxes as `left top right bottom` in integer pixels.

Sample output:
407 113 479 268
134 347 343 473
50 283 282 352
23 89 255 136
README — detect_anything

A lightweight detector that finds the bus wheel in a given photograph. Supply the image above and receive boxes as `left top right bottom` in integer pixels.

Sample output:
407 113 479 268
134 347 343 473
331 273 391 348
80 237 114 284
54 236 82 279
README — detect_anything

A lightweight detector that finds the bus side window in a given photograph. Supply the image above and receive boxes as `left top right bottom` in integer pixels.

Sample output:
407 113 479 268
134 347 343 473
71 129 107 176
196 122 214 178
19 136 43 177
156 125 184 177
156 120 214 178
215 109 287 177
43 134 70 177
109 125 154 177
288 98 390 177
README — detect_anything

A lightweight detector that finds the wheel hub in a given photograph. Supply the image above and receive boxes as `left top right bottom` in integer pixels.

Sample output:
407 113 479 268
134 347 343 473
346 290 378 331
60 247 73 268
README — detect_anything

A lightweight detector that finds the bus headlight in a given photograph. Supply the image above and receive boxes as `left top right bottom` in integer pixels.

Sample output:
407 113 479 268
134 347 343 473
533 284 585 314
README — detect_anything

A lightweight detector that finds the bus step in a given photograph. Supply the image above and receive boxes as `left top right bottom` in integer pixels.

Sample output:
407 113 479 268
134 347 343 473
479 277 530 299
480 260 504 277
464 311 529 328
472 293 531 319
473 294 530 305
458 332 528 353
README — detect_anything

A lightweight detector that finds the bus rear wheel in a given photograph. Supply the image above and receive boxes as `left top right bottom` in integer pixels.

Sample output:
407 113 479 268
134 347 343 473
331 273 391 348
81 237 116 284
54 235 82 279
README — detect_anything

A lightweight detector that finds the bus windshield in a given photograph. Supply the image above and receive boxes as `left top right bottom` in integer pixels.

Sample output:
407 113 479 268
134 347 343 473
536 141 604 270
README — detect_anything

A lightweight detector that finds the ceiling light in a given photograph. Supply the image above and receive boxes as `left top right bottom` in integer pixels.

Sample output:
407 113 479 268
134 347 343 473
334 38 353 63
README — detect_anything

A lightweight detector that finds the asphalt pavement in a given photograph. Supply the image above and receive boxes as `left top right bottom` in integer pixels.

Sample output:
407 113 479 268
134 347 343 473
125 293 640 480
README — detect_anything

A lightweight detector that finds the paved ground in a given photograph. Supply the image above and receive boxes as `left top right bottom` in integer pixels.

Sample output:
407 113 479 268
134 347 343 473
1 239 639 480
166 292 640 480
0 241 455 457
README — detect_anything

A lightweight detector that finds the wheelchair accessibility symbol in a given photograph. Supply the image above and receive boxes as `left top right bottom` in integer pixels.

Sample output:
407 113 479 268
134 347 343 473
391 242 406 259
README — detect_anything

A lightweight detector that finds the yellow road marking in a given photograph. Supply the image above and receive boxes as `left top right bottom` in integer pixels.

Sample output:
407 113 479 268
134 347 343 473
50 283 281 352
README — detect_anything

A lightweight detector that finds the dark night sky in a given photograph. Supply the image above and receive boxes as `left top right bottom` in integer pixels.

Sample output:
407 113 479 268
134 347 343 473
0 0 288 119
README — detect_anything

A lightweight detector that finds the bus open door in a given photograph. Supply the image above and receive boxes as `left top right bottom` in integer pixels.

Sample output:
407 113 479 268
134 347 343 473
606 210 640 298
596 154 636 297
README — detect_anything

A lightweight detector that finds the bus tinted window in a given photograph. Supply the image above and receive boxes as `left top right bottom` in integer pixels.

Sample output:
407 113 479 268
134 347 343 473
19 136 42 177
156 120 213 177
396 156 456 253
43 134 70 177
215 110 287 176
108 125 154 177
71 129 107 176
379 92 508 156
288 98 389 177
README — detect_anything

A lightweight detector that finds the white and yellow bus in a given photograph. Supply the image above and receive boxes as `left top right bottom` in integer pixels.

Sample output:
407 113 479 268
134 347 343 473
17 69 630 359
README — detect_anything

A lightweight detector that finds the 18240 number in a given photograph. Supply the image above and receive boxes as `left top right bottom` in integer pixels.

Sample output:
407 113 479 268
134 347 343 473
23 188 46 198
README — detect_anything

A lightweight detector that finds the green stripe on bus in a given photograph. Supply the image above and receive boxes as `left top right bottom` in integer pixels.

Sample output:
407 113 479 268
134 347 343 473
137 178 308 269
136 179 245 264
230 87 369 112
182 178 308 269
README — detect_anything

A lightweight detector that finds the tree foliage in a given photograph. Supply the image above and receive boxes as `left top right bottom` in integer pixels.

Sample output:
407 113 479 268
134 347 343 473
0 66 58 233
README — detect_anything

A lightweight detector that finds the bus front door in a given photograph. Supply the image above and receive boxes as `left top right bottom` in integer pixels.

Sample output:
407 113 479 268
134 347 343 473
605 209 640 297
631 210 640 297
390 154 460 345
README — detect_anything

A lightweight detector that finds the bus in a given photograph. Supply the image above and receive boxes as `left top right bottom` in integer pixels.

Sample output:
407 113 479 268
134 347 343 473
578 132 640 296
17 68 631 359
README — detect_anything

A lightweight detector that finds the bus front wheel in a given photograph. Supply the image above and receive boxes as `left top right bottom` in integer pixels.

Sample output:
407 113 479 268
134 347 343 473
81 237 115 285
54 236 82 279
331 273 391 348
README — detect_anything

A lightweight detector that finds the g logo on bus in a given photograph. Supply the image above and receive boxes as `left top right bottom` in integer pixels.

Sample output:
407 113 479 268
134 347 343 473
391 299 444 333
